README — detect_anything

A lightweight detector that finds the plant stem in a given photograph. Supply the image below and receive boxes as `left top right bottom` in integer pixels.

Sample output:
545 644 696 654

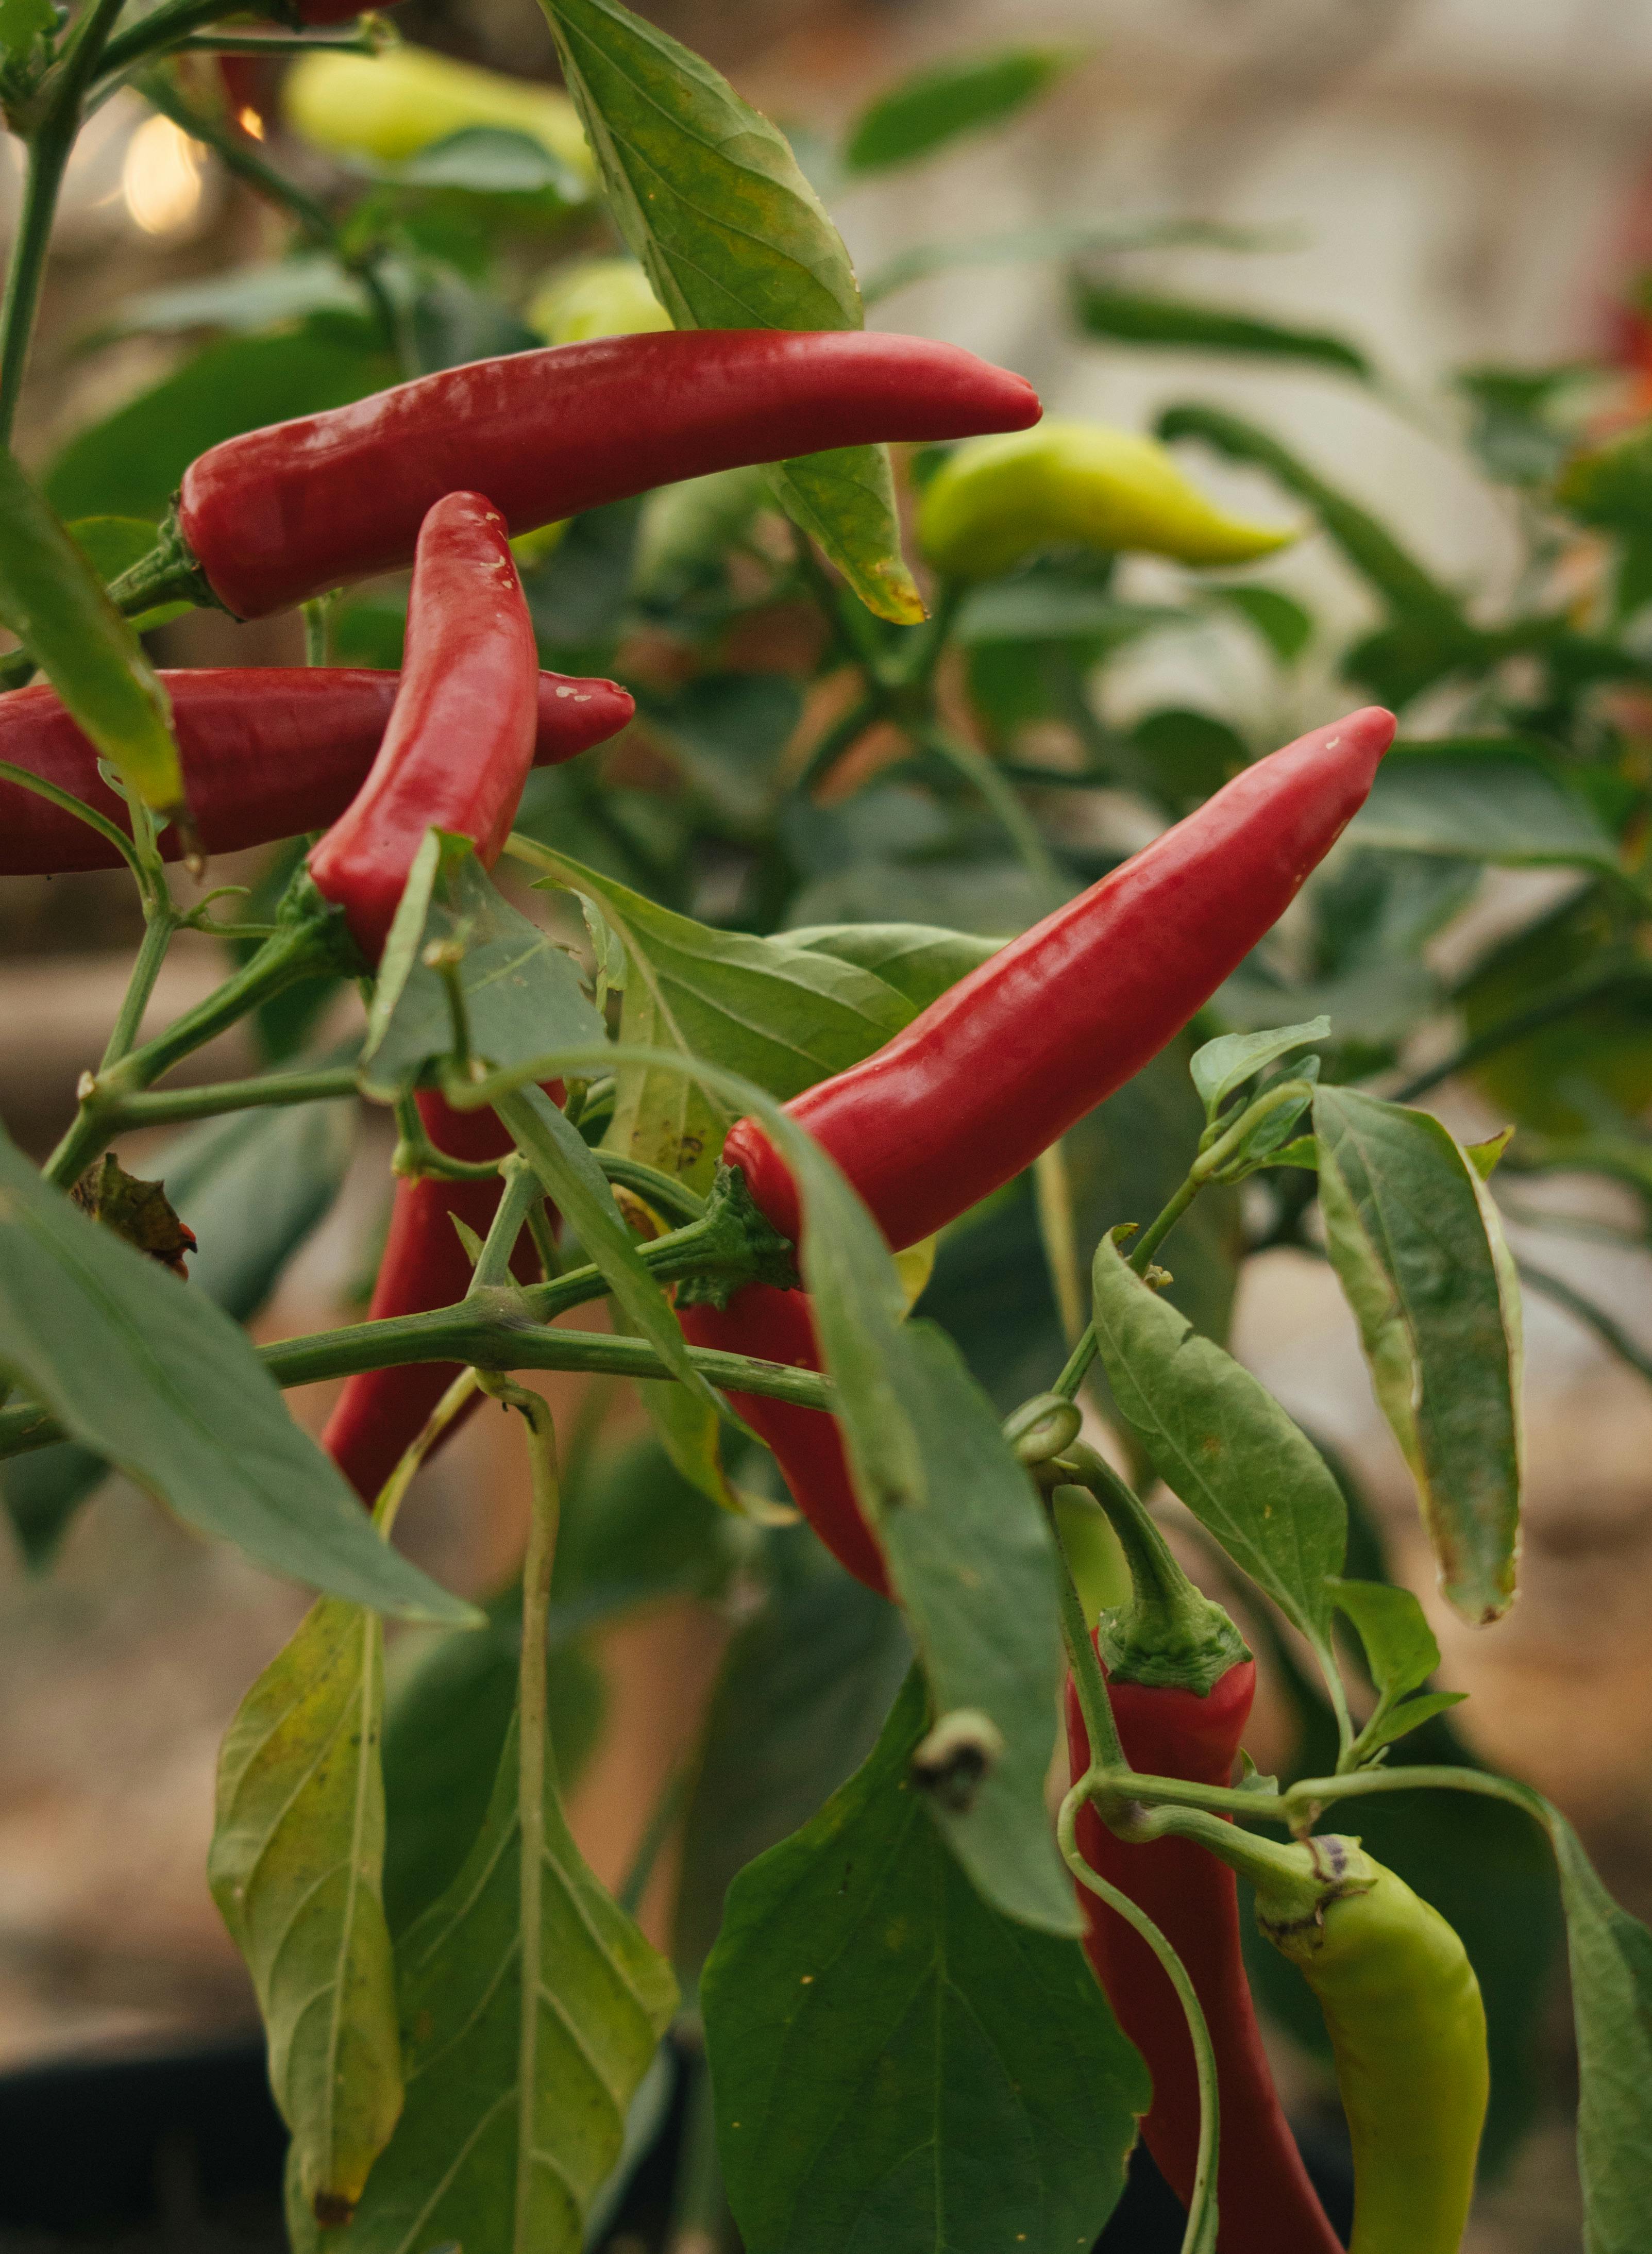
113 1061 361 1125
302 594 334 667
1058 1785 1220 2254
1517 1258 1652 1389
795 688 884 791
923 724 1067 910
0 0 129 441
1393 955 1652 1105
98 897 177 1072
468 1156 542 1292
374 1366 481 1536
595 1151 707 1228
1046 1484 1125 1771
98 0 277 78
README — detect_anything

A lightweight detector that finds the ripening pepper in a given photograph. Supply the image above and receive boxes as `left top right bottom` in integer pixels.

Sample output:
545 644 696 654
918 418 1297 579
283 44 595 177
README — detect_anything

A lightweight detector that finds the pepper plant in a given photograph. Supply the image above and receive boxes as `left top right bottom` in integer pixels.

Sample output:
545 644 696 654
3 4 1652 2252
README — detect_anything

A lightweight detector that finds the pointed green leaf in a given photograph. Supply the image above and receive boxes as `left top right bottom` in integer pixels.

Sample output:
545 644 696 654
538 0 921 619
0 445 182 814
1088 1227 1345 1651
1075 281 1371 379
701 1668 1147 2253
335 1707 676 2254
1328 1576 1465 1761
209 1597 400 2222
1190 1016 1329 1119
842 45 1077 174
0 1127 473 1622
361 834 605 1104
516 842 912 1190
1313 1087 1523 1624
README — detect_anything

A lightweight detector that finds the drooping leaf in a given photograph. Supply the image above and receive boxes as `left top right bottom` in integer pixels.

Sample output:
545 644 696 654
673 1533 912 1987
1313 1088 1523 1624
0 1125 472 1623
1088 1228 1345 1656
0 446 182 814
701 1668 1147 2253
841 45 1077 174
1074 280 1371 379
1547 1809 1652 2253
334 1705 676 2254
779 1126 1076 1933
209 1596 401 2223
360 832 606 1103
538 0 920 620
1348 740 1619 870
515 841 911 1190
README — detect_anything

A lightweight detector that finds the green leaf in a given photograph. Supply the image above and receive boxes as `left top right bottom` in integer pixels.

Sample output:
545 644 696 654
863 216 1283 308
782 1129 1075 1933
1191 1016 1329 1120
701 1668 1147 2253
380 123 587 200
497 1082 722 1413
3 1093 354 1567
538 0 921 621
518 842 911 1190
841 46 1077 174
0 0 52 60
67 516 192 632
781 922 1000 1011
1313 1089 1522 1625
673 1535 912 1988
0 447 182 814
1157 400 1469 631
209 1596 400 2222
0 1125 472 1623
1075 280 1371 378
103 254 375 342
46 322 393 525
1088 1228 1345 1654
1202 581 1314 664
1328 1576 1465 1760
360 833 606 1104
1547 1809 1652 2252
1128 706 1250 817
1348 740 1619 869
334 1705 676 2254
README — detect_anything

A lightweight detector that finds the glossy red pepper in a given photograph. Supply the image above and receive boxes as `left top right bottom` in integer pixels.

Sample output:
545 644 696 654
323 1092 539 1503
1067 1653 1342 2254
722 706 1396 1254
167 330 1040 618
0 664 631 876
678 1282 888 1597
308 492 538 964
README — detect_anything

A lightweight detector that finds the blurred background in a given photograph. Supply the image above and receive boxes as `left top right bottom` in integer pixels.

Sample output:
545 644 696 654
6 2 1652 2249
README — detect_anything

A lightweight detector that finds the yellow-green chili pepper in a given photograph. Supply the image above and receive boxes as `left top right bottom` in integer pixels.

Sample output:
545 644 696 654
283 46 594 180
1258 1836 1489 2254
526 256 670 345
917 417 1298 579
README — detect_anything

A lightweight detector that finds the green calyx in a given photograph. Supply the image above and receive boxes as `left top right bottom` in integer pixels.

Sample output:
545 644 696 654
1252 1833 1378 1953
1062 1443 1249 1697
668 1160 801 1310
105 504 218 622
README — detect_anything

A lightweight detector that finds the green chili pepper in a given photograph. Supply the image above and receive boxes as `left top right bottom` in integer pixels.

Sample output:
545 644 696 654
1258 1835 1489 2254
917 416 1299 580
527 255 670 345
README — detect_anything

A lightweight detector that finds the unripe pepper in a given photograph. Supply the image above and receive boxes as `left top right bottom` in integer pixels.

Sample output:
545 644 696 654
308 492 538 964
1064 1475 1342 2254
722 705 1395 1258
146 331 1039 620
0 665 632 876
1256 1840 1489 2254
283 44 593 173
918 419 1296 580
526 256 669 346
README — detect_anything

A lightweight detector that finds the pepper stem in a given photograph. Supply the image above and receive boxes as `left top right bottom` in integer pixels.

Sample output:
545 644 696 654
1061 1443 1249 1696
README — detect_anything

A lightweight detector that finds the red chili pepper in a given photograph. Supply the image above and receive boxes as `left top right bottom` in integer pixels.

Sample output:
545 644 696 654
678 1282 888 1597
0 664 631 876
721 706 1396 1254
168 330 1040 619
1067 1658 1342 2253
323 1091 540 1502
308 492 539 964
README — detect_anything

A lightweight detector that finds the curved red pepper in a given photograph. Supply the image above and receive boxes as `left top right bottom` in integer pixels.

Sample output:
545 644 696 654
308 493 538 963
722 706 1396 1254
174 330 1039 618
322 1091 537 1503
0 665 631 875
1066 1650 1342 2254
678 1282 889 1597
